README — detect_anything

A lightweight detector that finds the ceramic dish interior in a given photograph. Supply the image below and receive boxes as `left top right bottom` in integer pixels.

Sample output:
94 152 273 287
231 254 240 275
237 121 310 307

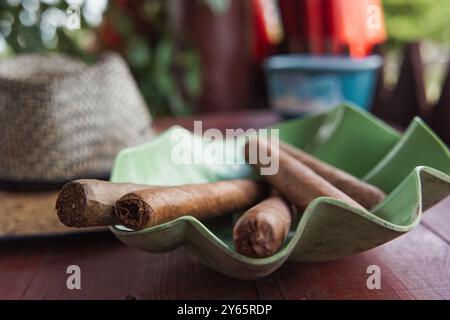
110 104 450 280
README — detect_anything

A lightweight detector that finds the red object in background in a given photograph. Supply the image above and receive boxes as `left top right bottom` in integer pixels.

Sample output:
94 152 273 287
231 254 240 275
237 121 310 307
303 0 324 54
98 0 132 50
252 0 283 63
98 19 123 49
252 0 271 62
278 0 386 57
278 0 304 52
322 0 340 54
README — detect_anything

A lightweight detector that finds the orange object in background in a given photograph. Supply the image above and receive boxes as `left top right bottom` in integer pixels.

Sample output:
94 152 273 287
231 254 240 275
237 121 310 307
364 0 387 48
332 0 386 58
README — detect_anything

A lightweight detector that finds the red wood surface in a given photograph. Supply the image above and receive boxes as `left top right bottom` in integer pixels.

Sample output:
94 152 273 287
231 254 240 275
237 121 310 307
0 111 449 300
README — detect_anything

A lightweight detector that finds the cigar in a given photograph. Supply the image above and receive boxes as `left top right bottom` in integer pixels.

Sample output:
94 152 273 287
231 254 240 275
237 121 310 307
244 138 365 212
279 142 385 209
233 195 292 258
56 179 152 228
114 179 270 230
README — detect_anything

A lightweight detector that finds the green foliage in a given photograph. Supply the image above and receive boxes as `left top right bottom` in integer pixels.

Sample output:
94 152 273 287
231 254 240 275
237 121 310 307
0 0 227 117
383 0 450 48
0 0 93 60
107 1 207 117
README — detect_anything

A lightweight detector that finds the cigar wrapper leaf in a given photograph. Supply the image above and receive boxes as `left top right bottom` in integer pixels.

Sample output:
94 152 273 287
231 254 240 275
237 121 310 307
279 142 385 209
233 195 293 258
114 179 270 230
244 138 366 213
55 179 152 228
235 139 367 258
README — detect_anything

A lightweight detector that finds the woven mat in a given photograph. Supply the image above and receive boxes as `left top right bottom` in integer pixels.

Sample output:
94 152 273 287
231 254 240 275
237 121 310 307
0 191 105 238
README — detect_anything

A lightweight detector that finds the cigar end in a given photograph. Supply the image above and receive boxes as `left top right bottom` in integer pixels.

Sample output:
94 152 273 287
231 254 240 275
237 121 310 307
115 194 152 230
233 213 285 258
55 181 88 227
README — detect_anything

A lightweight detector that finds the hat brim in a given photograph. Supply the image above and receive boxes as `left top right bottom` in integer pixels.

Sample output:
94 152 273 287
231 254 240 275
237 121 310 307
0 190 106 239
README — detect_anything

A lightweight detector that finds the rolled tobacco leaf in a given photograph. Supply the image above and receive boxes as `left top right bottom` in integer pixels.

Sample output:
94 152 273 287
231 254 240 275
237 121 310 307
233 138 368 258
233 195 293 258
55 179 151 228
279 142 385 209
244 138 365 212
114 179 270 230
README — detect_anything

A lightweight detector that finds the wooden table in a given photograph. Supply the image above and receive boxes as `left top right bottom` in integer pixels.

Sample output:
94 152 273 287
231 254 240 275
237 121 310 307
1 110 449 300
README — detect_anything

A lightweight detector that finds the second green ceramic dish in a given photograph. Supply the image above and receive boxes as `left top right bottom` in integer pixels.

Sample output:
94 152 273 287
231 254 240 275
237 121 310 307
110 104 450 279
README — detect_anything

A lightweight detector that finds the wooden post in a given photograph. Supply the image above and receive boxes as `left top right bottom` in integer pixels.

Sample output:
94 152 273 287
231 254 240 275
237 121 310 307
170 0 251 112
431 66 450 144
373 42 428 127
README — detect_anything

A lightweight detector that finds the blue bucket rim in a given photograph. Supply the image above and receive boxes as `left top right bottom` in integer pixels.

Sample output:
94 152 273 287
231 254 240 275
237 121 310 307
264 54 383 72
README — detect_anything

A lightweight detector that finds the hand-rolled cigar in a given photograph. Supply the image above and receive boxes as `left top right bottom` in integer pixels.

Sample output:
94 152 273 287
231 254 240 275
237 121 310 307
233 195 292 258
279 142 385 209
56 179 152 228
244 138 365 212
114 179 269 230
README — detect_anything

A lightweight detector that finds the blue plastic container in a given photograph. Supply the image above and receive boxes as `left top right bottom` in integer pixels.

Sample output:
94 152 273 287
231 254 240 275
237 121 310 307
263 54 383 116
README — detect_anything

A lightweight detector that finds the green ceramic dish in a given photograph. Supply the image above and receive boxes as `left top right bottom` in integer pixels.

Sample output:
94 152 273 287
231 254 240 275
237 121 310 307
110 104 450 280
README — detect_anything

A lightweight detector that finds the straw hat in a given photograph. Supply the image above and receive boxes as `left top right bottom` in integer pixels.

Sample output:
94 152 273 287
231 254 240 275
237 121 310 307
0 52 153 237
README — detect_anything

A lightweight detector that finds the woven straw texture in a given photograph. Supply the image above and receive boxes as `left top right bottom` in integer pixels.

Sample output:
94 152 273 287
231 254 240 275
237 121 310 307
0 53 153 182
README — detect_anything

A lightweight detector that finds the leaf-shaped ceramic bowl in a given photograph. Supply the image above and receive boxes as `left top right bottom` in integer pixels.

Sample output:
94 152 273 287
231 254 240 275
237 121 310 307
110 104 450 280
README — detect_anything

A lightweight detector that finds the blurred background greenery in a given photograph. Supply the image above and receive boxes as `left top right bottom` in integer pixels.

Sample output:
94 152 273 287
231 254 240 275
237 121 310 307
382 0 450 102
0 0 229 117
383 0 450 48
0 0 448 116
